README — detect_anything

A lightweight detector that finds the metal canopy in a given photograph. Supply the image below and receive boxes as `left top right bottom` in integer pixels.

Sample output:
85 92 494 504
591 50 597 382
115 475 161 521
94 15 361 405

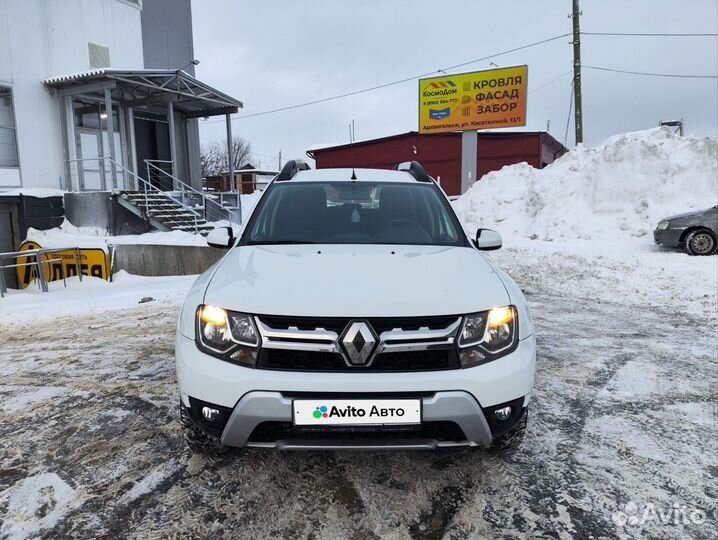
44 69 242 118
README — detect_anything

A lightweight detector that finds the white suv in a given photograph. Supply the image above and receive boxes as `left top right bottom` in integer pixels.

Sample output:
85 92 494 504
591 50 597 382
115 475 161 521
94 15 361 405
176 161 535 453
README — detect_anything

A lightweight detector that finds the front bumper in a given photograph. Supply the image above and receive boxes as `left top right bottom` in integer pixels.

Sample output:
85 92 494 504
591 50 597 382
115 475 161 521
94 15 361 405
176 332 535 449
653 228 683 247
226 391 496 449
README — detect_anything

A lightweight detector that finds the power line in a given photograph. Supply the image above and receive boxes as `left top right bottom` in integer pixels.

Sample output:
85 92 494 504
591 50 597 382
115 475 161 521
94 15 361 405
582 64 718 79
582 31 718 37
433 33 571 73
529 70 573 95
200 33 572 124
197 30 718 127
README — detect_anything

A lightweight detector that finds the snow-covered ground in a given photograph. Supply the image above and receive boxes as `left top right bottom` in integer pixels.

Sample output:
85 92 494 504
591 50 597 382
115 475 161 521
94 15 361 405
0 271 195 326
0 128 716 539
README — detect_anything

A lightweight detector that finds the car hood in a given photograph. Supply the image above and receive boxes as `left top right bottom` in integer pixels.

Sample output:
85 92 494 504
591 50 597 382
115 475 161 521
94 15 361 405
203 244 510 317
664 208 711 221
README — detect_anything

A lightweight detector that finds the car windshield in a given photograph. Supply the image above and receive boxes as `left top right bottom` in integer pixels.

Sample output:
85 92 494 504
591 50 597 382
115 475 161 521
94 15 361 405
242 181 465 246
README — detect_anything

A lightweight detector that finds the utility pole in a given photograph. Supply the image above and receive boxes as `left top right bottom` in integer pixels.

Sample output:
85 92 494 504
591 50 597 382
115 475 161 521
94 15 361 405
571 0 583 144
278 150 282 169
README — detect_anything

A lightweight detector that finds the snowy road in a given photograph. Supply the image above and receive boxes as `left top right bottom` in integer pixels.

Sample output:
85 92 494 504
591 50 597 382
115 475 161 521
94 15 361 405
1 253 716 540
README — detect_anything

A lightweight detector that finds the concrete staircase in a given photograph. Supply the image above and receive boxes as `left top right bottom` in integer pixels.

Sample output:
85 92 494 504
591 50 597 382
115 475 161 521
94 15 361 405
117 191 215 235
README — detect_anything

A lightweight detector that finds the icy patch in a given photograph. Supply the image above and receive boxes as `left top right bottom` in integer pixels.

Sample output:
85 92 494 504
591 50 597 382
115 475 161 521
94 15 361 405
0 473 80 540
597 361 659 399
665 402 716 428
120 462 179 504
589 416 671 463
1 386 69 413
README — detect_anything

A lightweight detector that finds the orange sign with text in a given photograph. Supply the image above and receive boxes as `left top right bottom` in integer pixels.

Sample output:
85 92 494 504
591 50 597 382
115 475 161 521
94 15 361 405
16 241 110 289
419 65 528 134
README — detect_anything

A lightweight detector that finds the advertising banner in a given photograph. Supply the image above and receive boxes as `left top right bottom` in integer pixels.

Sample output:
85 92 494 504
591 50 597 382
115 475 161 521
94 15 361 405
419 65 528 134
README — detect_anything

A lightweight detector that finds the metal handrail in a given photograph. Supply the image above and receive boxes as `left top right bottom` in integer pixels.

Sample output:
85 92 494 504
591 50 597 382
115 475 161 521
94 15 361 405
0 247 84 297
67 156 242 232
67 156 127 191
145 160 241 226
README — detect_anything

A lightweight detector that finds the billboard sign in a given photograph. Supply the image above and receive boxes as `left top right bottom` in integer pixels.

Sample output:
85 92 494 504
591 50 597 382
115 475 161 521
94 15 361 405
419 65 528 134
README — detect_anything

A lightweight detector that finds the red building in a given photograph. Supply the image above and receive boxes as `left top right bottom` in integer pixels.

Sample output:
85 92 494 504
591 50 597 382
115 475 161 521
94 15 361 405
307 131 567 197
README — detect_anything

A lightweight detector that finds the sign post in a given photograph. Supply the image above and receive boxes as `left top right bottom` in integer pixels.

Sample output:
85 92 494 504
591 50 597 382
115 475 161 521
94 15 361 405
419 65 528 193
461 130 478 194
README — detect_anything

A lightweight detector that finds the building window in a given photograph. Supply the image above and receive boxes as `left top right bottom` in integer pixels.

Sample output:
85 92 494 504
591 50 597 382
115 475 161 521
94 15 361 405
0 87 19 168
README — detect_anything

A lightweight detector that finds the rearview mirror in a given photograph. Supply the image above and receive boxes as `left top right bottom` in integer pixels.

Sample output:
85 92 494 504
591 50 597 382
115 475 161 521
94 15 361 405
474 228 502 251
206 226 234 249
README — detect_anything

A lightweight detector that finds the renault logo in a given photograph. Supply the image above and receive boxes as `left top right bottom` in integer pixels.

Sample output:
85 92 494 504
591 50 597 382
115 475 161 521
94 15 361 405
340 321 378 366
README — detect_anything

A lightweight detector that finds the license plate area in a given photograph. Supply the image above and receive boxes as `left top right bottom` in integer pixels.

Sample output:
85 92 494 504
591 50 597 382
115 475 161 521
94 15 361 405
293 399 421 426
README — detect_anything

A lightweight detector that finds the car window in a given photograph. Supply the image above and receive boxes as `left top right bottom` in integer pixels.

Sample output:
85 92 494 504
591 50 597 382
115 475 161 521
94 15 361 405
242 181 466 246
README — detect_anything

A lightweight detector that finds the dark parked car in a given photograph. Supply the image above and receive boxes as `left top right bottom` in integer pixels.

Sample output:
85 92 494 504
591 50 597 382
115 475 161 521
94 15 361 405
654 206 718 255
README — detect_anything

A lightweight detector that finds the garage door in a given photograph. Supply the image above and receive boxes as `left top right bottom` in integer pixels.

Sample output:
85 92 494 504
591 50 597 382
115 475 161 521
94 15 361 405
0 208 18 289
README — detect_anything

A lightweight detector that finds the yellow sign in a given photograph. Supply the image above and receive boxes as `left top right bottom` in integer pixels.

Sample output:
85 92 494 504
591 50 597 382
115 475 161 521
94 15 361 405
419 65 528 134
16 241 111 289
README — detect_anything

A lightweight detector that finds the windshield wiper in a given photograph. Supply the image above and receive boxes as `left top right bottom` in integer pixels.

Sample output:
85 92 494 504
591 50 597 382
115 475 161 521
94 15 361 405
246 240 318 245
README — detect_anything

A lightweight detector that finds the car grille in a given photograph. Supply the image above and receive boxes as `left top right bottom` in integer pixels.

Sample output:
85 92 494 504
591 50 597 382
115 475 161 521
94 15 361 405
258 315 459 334
248 420 466 443
257 349 458 372
255 314 461 372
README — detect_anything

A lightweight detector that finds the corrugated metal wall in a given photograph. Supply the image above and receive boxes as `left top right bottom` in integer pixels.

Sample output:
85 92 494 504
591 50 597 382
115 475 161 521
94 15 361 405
311 132 566 196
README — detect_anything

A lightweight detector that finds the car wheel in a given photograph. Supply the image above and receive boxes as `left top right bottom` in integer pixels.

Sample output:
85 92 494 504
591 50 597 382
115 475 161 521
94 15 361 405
180 405 231 456
684 229 717 256
487 409 528 451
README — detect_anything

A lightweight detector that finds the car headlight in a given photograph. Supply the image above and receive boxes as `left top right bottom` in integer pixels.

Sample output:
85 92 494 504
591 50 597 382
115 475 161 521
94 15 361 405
457 305 518 367
656 220 670 231
196 305 259 366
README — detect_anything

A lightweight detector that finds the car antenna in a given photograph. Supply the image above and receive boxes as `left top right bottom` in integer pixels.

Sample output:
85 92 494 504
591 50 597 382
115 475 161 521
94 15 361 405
350 119 357 180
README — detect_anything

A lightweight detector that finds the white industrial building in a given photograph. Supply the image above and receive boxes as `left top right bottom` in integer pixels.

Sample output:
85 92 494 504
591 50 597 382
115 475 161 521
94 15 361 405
0 0 242 269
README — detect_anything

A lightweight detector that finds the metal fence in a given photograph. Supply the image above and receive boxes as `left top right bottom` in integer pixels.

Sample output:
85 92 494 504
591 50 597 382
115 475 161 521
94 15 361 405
0 247 84 297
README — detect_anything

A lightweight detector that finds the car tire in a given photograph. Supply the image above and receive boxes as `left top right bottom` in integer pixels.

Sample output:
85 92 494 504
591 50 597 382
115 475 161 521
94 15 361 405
180 405 231 456
487 409 528 451
684 229 717 256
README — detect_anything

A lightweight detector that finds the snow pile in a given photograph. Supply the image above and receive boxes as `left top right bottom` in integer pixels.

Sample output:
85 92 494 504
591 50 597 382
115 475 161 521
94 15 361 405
453 127 718 242
239 189 263 219
26 220 209 249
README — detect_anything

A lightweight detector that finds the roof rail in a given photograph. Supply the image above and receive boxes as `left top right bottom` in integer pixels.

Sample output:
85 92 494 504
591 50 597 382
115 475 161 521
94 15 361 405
276 159 311 181
395 161 432 182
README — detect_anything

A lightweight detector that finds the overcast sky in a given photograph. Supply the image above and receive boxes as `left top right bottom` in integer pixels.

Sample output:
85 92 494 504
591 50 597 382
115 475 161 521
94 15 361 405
191 0 717 169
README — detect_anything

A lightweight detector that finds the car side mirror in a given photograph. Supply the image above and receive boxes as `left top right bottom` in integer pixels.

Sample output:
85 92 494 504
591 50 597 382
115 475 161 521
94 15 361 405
206 226 234 249
474 228 502 251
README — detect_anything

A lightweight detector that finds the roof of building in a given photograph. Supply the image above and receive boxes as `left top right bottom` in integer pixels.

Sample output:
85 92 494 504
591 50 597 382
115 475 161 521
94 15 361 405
208 169 279 176
307 129 567 157
43 69 242 118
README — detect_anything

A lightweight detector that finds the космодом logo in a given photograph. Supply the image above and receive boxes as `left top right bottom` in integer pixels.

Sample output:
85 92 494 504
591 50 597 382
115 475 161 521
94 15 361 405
423 81 457 98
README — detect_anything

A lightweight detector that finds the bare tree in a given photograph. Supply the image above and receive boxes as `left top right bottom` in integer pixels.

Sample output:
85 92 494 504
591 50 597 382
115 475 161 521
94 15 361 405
228 137 252 172
200 137 252 177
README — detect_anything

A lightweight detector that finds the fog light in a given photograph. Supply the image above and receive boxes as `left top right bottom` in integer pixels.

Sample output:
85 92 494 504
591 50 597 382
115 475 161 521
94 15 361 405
201 406 220 421
494 406 512 422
